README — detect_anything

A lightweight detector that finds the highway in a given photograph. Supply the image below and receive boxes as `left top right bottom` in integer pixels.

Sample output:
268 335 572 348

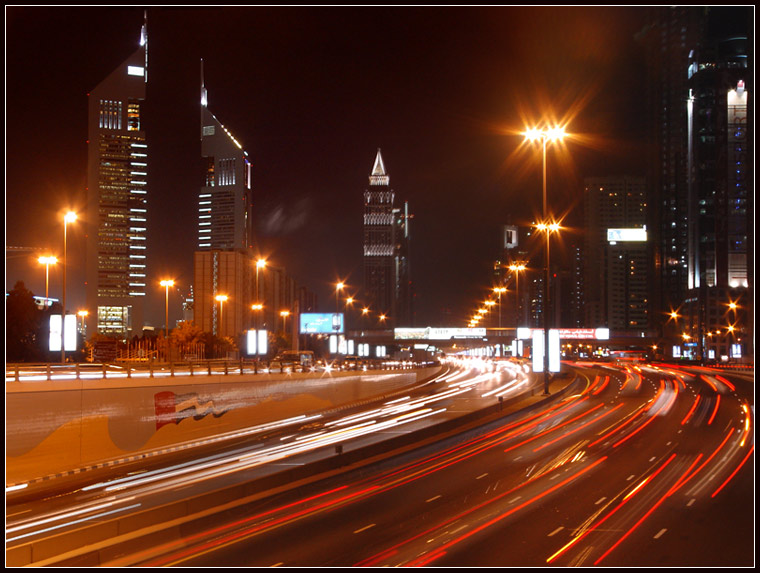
5 359 754 567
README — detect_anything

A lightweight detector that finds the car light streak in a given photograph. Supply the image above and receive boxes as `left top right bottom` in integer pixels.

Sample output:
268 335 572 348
611 380 677 448
593 454 679 565
143 485 382 566
681 394 701 425
547 453 676 564
711 445 753 498
678 429 735 496
714 375 736 392
706 393 720 425
6 502 142 542
533 403 625 453
592 375 610 395
404 456 608 567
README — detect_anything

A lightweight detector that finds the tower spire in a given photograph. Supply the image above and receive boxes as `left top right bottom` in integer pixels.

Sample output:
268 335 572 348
200 58 208 107
370 149 389 186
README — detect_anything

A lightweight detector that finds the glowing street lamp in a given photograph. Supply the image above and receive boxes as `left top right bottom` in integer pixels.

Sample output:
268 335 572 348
77 310 89 337
160 279 175 338
253 258 267 330
493 286 507 329
524 125 567 394
280 310 290 333
38 255 58 302
61 211 77 364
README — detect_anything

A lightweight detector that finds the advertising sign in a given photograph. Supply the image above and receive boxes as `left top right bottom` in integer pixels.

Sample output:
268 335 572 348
49 314 77 351
300 313 344 334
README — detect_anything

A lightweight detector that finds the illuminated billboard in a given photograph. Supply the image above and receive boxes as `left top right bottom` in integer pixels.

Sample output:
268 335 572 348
607 228 647 242
394 327 486 340
49 314 77 351
300 313 344 334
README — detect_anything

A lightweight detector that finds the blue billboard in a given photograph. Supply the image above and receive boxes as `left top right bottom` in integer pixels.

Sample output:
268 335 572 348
300 313 344 334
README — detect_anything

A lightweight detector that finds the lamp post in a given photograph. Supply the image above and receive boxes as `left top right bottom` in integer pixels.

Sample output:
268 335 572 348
38 255 58 303
255 258 266 328
493 287 507 329
524 126 566 394
508 263 526 327
160 280 174 338
215 294 228 337
61 211 77 364
336 282 344 313
78 310 88 338
280 310 290 334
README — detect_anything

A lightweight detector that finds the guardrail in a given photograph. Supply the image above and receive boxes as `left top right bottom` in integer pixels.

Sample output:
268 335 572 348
5 359 439 383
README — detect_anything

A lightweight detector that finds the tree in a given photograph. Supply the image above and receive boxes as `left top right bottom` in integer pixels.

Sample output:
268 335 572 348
6 281 45 362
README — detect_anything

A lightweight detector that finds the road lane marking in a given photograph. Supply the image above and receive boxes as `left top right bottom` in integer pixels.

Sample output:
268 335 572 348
654 528 667 539
476 473 488 480
548 526 564 537
426 495 441 503
595 497 607 505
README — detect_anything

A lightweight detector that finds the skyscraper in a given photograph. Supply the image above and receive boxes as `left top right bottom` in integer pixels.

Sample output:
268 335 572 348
641 6 752 360
193 62 255 338
85 16 149 337
583 176 648 333
198 61 253 252
362 150 413 327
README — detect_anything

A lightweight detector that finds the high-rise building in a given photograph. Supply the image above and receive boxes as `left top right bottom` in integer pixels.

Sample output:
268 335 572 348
640 6 752 361
362 150 413 327
583 176 649 334
85 16 149 337
193 63 255 338
198 61 253 252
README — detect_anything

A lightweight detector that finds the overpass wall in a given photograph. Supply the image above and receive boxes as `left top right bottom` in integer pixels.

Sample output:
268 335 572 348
6 367 440 485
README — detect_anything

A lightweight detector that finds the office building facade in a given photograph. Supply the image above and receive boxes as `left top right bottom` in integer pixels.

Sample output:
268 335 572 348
362 150 413 327
641 6 752 360
583 176 649 334
193 65 255 338
85 17 149 337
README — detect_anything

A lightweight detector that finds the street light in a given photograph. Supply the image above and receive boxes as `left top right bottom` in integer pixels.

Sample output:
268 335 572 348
508 263 526 327
215 294 228 337
62 211 77 364
280 310 290 333
336 281 344 313
77 310 88 337
38 255 58 303
160 279 174 338
255 258 266 327
524 125 567 394
493 286 507 329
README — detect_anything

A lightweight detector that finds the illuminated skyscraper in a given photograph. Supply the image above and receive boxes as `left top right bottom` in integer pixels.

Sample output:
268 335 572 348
194 62 255 337
362 150 413 327
198 61 253 251
85 16 149 337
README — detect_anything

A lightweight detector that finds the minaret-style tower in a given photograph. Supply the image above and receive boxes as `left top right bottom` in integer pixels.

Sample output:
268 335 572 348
363 150 395 321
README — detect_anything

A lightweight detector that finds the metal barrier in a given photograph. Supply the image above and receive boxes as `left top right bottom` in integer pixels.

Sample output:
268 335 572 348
5 359 438 382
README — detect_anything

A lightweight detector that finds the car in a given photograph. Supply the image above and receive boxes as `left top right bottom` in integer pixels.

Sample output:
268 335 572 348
269 350 315 372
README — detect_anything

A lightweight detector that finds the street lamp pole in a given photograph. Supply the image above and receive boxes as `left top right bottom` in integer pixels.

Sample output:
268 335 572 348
215 294 228 337
336 282 344 313
525 126 566 395
38 255 57 302
62 211 76 364
160 280 174 338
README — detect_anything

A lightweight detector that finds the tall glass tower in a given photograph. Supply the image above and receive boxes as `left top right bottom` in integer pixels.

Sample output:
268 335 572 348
85 16 148 337
194 61 254 338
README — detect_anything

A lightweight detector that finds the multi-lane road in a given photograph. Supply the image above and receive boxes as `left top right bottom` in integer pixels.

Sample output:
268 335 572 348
5 359 754 567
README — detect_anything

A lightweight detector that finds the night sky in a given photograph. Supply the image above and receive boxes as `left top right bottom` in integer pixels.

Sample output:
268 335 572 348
5 6 650 328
